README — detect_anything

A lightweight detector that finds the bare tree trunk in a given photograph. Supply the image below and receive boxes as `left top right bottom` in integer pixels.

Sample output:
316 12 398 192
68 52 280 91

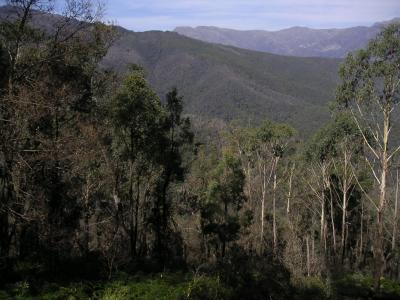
273 166 277 252
320 164 327 252
312 235 315 267
133 173 140 257
341 151 349 262
306 235 311 277
129 160 135 258
321 198 326 248
260 163 266 253
222 200 228 258
84 176 90 255
247 161 252 202
359 200 364 264
392 168 399 251
330 192 337 255
375 110 390 290
287 163 295 216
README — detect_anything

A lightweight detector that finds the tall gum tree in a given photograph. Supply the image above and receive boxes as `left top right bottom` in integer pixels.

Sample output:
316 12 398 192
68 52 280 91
255 120 296 253
337 24 400 289
109 66 164 258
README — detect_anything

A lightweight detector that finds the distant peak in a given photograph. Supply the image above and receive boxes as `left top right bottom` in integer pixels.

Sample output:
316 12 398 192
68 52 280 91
373 17 400 27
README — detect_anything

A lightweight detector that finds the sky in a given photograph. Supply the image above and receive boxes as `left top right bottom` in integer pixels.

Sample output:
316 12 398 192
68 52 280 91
105 0 400 32
0 0 398 31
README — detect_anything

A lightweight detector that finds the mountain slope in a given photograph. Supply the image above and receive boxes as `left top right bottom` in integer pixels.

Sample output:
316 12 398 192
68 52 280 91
102 29 340 134
174 19 400 58
0 5 341 134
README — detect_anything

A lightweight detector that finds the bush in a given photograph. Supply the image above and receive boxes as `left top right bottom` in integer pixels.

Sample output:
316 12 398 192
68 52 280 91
12 281 30 298
101 274 188 300
380 277 400 297
214 248 294 300
101 282 130 300
296 273 400 300
37 282 98 300
334 273 373 298
186 275 232 300
295 276 329 300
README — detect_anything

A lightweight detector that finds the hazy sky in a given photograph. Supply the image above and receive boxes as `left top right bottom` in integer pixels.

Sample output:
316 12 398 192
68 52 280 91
105 0 400 31
0 0 398 31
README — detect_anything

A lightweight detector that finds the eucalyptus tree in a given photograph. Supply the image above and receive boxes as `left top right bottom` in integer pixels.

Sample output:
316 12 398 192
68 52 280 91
225 124 258 205
0 0 113 264
304 123 337 258
255 120 296 252
337 24 400 288
109 66 164 258
150 87 194 264
201 153 246 258
328 113 365 262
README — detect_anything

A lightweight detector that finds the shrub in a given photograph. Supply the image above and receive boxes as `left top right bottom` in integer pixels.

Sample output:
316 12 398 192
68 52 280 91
101 274 188 300
186 275 232 300
380 277 400 297
295 276 329 300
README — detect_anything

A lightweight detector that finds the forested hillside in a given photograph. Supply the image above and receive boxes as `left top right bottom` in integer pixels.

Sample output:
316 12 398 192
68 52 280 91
0 1 400 300
0 4 341 135
102 30 340 135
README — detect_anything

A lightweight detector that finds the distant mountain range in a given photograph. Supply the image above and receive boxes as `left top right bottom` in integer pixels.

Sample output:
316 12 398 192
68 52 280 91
0 5 352 135
175 19 400 58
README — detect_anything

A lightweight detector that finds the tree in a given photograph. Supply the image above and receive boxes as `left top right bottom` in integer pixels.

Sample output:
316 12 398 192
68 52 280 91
151 87 194 264
337 24 400 289
304 113 366 271
201 153 246 258
0 0 114 271
109 66 164 258
255 120 296 252
328 113 364 263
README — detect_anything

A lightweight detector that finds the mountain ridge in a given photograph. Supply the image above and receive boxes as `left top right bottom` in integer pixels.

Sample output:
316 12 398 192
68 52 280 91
174 18 400 58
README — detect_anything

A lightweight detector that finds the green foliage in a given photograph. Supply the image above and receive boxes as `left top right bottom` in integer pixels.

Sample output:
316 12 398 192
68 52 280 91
0 274 233 300
256 119 296 157
258 120 297 143
295 277 329 300
109 67 164 160
334 273 374 298
380 277 400 296
337 23 400 111
39 285 90 300
336 23 400 289
335 273 400 298
201 153 246 257
304 112 362 162
101 277 187 300
11 281 30 299
207 154 246 208
293 274 400 300
186 275 233 300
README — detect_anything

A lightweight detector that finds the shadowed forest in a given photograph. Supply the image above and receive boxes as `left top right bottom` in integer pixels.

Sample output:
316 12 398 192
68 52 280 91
0 1 400 299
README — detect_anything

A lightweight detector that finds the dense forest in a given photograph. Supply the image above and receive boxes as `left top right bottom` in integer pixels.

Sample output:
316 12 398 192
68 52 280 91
0 1 400 299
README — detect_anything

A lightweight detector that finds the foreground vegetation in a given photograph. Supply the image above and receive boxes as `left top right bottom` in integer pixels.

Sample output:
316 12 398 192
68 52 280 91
1 272 400 299
0 1 400 299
